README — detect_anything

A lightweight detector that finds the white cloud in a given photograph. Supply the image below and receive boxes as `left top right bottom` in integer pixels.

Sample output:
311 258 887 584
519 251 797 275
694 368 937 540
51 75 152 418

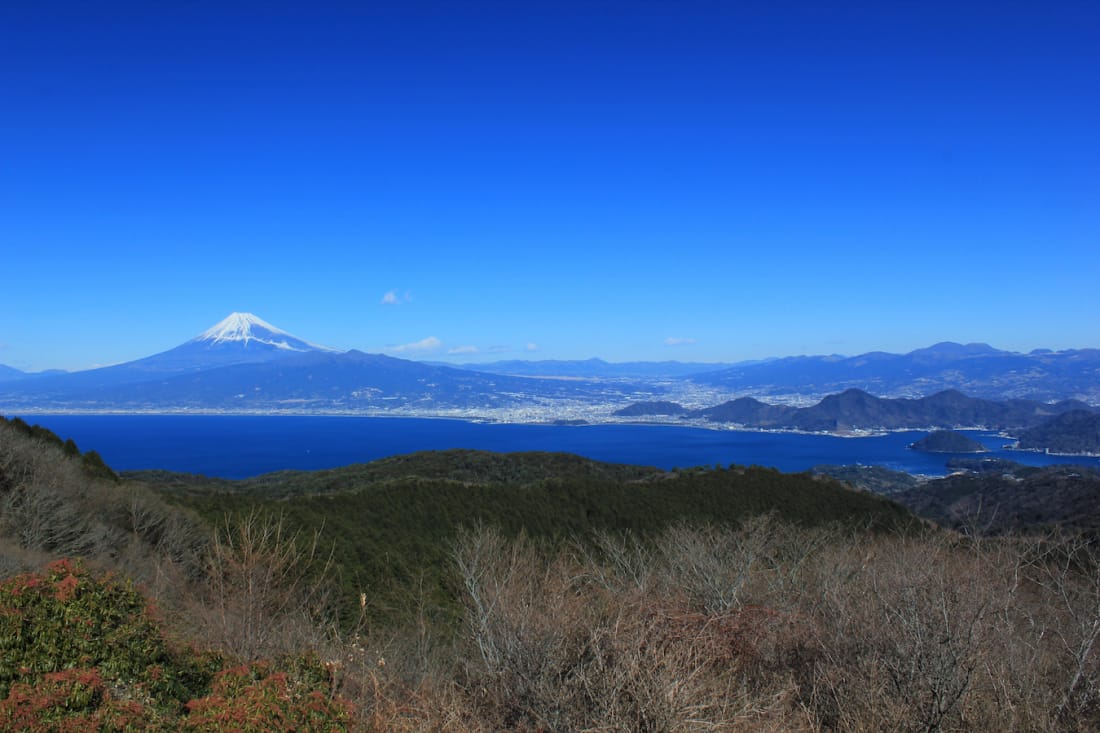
525 342 540 352
381 290 412 305
448 345 479 355
664 337 697 346
388 336 442 354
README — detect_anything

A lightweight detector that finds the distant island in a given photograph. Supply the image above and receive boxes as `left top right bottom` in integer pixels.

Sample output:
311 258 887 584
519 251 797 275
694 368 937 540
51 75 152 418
910 430 988 454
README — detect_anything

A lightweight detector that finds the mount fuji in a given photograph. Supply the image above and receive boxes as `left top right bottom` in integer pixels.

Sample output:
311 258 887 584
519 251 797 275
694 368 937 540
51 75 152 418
0 313 650 412
126 312 339 373
0 313 342 401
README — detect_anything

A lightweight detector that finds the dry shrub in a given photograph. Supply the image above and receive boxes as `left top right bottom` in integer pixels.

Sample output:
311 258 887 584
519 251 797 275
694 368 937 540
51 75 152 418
0 536 49 578
12 504 1075 733
802 530 1100 733
448 524 810 732
0 434 104 557
431 523 1100 732
186 509 337 662
1016 531 1100 730
0 422 208 603
653 516 844 617
806 535 994 731
656 518 777 614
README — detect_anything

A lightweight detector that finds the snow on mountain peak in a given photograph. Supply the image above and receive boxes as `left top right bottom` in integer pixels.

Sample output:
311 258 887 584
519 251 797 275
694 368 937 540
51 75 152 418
198 312 286 342
192 312 335 352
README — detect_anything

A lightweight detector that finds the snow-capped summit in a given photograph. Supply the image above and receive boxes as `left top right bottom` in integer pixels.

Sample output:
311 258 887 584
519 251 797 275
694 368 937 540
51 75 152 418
110 312 339 374
191 312 334 352
0 312 343 395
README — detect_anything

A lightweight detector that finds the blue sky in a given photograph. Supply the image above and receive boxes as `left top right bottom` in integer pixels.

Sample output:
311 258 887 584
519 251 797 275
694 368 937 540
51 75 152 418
2 1 1097 372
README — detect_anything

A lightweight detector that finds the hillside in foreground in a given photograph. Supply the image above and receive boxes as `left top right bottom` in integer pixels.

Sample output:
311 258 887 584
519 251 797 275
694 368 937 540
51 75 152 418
140 447 915 625
5 416 1100 731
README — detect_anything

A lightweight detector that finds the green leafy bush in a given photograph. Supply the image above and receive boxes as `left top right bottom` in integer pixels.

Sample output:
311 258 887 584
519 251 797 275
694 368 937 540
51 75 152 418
0 558 205 706
0 667 166 731
0 560 353 730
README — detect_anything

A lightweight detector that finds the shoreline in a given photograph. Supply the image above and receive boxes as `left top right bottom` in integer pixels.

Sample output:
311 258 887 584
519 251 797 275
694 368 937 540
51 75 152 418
8 409 1100 459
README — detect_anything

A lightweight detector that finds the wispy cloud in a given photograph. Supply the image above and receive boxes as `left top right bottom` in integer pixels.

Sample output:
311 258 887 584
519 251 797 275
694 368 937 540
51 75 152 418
525 342 540 352
664 337 697 346
381 290 413 305
448 345 479 355
388 336 442 354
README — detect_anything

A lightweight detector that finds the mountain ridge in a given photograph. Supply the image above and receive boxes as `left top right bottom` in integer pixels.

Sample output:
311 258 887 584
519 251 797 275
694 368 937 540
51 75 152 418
1016 410 1100 454
3 316 1098 414
690 342 1100 402
621 388 1096 434
0 312 339 400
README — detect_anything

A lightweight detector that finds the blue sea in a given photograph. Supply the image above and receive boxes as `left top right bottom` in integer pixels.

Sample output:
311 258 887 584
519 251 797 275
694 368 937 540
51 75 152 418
16 414 1100 480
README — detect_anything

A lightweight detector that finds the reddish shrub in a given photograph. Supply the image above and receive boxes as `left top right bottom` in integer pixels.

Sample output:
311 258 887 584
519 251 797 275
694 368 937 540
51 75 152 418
183 660 352 732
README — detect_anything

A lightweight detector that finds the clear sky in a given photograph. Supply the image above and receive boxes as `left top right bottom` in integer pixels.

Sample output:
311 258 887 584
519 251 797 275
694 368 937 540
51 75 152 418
2 1 1097 372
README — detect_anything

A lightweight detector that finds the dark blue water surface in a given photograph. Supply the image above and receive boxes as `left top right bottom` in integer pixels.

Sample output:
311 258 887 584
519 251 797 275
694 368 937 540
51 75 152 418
16 414 1100 480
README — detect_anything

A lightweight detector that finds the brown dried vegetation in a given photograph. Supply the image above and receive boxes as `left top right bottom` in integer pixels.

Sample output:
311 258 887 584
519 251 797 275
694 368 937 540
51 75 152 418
3 419 1100 730
323 522 1100 732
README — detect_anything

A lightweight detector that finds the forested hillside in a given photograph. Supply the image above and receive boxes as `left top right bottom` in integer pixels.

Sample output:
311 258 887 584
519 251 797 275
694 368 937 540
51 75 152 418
150 449 913 625
4 416 1100 731
1017 410 1100 454
893 463 1100 534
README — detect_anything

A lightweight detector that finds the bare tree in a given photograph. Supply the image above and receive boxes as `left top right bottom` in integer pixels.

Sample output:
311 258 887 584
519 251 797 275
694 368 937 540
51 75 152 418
657 516 779 614
1021 530 1100 727
193 509 336 661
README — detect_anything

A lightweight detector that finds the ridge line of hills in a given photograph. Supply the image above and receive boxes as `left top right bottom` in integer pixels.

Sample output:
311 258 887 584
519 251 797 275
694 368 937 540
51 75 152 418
617 388 1096 435
2 314 1099 410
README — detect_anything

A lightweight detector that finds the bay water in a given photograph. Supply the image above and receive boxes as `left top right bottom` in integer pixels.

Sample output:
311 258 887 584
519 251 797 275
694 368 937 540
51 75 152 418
16 414 1100 480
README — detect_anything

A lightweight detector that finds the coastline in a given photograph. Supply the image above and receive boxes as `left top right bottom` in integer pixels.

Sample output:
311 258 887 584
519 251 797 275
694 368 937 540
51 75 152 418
13 413 1100 481
8 408 1100 459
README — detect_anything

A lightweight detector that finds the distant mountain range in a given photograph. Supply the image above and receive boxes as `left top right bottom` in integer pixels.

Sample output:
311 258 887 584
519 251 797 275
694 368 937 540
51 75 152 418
0 313 651 413
0 364 27 382
450 341 1100 402
452 358 739 379
2 314 1097 416
618 388 1094 434
688 342 1100 402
